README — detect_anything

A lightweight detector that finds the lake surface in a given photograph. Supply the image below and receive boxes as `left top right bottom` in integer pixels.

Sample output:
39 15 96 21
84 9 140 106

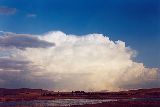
0 98 160 107
0 99 117 106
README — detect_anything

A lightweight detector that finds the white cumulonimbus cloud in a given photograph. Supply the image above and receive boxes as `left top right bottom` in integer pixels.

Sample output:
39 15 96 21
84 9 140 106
0 31 159 91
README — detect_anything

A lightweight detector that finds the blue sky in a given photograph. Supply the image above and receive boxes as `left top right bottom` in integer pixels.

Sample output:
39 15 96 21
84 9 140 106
0 0 159 67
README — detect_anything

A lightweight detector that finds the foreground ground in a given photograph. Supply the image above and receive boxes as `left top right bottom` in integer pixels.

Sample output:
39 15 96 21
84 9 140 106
0 88 160 107
1 101 160 107
72 101 160 107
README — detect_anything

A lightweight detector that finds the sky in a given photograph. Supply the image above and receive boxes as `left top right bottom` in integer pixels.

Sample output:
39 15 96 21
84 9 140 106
0 0 159 67
0 0 159 91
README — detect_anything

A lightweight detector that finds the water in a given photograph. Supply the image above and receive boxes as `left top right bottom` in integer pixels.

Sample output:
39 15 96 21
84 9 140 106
0 99 117 107
1 98 160 106
130 98 160 101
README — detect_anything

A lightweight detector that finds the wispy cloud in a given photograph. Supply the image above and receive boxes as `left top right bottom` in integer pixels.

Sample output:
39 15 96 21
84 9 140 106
0 6 17 15
27 13 37 18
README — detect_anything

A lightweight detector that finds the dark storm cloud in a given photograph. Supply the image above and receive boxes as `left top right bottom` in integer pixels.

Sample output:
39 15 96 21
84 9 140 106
0 58 29 71
0 6 17 15
0 58 55 89
0 31 55 89
0 58 30 87
0 32 54 49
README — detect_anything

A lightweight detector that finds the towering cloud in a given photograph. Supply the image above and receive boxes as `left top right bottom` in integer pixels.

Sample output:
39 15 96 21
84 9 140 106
0 31 159 91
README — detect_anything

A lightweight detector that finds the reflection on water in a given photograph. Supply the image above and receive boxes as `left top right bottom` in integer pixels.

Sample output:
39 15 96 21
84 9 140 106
0 99 117 107
130 98 160 101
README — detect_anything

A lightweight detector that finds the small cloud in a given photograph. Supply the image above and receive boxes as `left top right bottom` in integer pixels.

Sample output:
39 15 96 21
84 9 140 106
27 13 37 18
0 6 17 15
